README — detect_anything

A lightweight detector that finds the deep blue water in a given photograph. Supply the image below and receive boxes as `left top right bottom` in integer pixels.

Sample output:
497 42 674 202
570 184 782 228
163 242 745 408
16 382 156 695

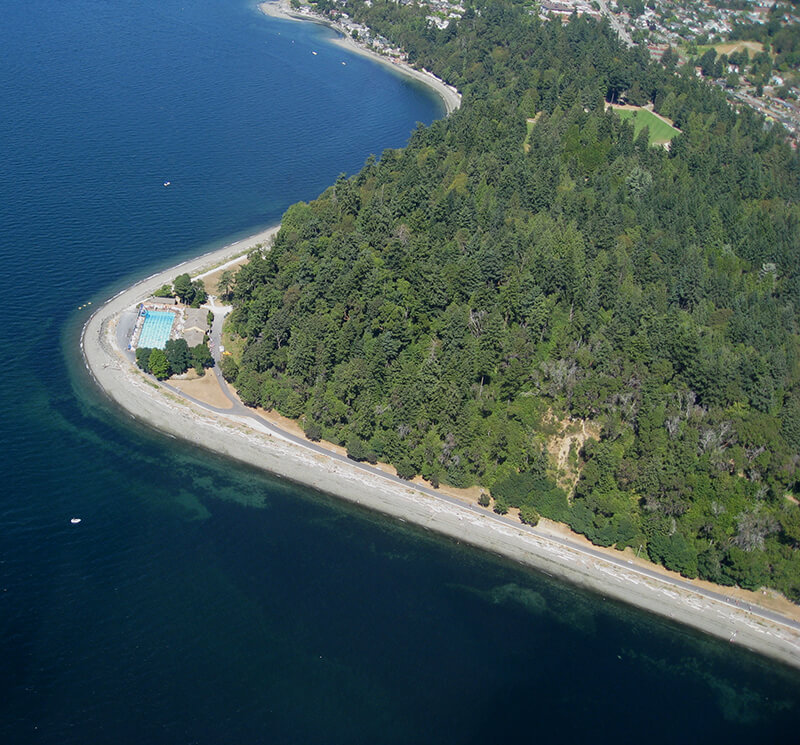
1 1 799 742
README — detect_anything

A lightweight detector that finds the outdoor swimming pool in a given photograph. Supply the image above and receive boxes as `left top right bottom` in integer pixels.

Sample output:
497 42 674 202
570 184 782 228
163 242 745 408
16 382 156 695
137 309 176 349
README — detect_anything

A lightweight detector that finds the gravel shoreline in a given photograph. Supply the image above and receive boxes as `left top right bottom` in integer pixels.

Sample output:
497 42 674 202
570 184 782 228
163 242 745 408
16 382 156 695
78 5 800 669
81 223 800 670
257 0 462 115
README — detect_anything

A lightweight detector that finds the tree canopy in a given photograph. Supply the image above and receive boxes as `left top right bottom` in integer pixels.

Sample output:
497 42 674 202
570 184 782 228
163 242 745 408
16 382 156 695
172 273 208 307
226 1 800 600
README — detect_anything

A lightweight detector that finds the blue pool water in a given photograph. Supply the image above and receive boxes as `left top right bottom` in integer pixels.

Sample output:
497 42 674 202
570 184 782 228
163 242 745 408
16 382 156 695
137 310 176 349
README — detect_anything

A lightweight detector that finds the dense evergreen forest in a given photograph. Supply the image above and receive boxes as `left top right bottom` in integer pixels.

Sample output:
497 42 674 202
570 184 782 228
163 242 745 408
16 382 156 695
227 1 800 598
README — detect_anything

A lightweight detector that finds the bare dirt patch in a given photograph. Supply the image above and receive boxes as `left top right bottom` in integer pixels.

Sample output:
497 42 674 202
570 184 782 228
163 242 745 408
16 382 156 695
170 371 233 409
201 255 249 296
257 407 342 446
544 413 601 493
714 40 764 58
422 481 484 505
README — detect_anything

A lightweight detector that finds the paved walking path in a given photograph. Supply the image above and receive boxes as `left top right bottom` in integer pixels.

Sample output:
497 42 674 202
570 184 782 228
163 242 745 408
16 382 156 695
80 227 800 670
201 298 800 638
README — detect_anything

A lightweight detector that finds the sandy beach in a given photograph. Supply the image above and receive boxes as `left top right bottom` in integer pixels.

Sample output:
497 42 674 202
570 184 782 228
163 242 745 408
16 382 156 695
80 220 800 670
78 5 800 670
257 1 462 115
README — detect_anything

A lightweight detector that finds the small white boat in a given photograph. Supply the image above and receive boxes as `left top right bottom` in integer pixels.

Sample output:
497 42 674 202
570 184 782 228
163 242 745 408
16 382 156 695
70 518 81 524
163 181 171 187
312 51 317 55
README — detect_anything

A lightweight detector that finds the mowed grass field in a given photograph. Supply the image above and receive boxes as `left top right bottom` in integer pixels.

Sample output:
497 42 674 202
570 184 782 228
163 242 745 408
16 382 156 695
714 40 764 57
614 107 680 146
687 40 765 61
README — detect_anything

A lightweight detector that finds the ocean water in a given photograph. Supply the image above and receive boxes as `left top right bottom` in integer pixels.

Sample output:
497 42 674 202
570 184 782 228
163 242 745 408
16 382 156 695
1 1 799 742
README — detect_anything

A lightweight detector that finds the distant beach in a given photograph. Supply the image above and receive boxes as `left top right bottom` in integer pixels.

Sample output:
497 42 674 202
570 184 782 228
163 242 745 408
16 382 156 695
79 5 800 670
257 0 462 115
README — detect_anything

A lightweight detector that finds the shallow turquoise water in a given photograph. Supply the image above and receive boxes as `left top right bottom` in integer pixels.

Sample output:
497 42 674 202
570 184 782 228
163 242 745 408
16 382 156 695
1 1 799 742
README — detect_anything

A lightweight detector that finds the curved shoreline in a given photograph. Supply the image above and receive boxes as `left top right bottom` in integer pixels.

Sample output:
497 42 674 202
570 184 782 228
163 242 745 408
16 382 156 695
257 1 462 116
79 10 800 670
81 226 800 670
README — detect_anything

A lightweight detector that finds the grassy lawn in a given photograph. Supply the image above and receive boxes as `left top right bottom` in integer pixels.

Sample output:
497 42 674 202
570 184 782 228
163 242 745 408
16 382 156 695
221 325 246 362
523 112 541 153
614 107 680 146
714 40 764 57
689 40 766 60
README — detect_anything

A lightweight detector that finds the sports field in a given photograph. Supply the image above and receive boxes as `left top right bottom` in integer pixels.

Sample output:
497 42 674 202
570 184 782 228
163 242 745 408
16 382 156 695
693 40 765 59
614 107 680 146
